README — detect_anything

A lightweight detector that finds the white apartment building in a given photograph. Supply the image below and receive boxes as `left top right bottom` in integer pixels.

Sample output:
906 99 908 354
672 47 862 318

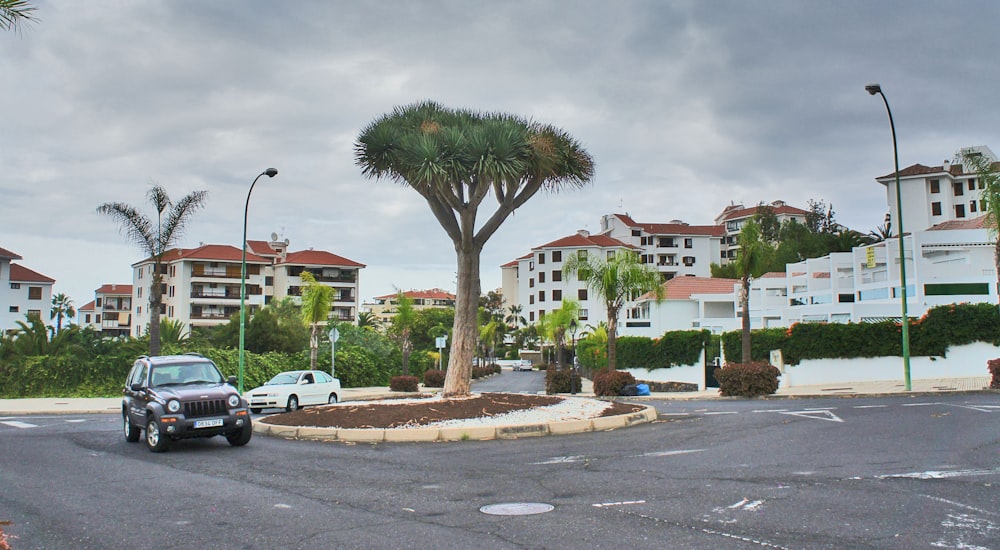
714 200 811 262
1 246 55 334
362 288 456 325
507 230 635 326
78 284 133 337
130 237 364 335
878 145 998 235
599 214 723 278
629 216 996 335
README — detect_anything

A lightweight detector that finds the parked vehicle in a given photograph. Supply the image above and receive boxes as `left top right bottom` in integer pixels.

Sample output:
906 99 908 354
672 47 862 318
122 354 252 453
243 370 341 413
514 359 533 372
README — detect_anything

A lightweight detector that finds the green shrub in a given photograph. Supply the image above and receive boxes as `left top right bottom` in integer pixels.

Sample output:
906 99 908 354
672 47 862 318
616 336 656 369
592 369 636 397
423 369 445 387
715 362 780 397
389 375 419 392
653 329 711 368
576 339 607 371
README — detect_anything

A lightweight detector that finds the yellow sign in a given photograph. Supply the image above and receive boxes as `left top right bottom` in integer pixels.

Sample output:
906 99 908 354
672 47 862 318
866 247 876 268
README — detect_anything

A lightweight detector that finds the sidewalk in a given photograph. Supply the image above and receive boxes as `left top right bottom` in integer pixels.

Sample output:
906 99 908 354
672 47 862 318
0 377 992 415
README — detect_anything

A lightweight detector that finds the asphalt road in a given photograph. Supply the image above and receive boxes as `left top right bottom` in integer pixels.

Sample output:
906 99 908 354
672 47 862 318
1 392 998 549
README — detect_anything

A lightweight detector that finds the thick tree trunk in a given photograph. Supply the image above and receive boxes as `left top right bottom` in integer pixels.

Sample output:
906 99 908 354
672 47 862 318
310 325 319 370
607 313 618 371
149 265 163 356
443 246 481 397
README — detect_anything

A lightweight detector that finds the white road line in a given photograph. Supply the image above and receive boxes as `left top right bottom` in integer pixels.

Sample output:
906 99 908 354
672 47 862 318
902 402 944 407
592 500 646 508
640 449 705 458
65 419 86 423
779 410 844 423
0 420 38 429
704 411 738 415
752 409 788 413
945 404 997 413
875 468 999 480
921 494 999 517
659 413 690 416
531 455 584 465
853 405 888 409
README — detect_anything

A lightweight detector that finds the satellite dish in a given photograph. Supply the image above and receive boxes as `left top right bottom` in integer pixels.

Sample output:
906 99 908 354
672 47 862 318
284 238 290 245
270 232 278 241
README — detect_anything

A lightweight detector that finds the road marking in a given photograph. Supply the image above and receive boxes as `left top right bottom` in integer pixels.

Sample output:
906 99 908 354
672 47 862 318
852 405 887 409
728 498 765 511
704 411 738 415
921 495 999 517
0 420 37 429
902 402 944 407
592 500 646 508
875 468 999 480
779 410 843 423
531 455 584 465
752 409 788 413
65 419 86 423
945 404 998 413
639 449 705 458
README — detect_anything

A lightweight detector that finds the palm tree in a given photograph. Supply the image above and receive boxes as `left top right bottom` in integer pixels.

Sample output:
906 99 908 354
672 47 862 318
1 0 37 33
733 218 774 362
963 150 1000 305
563 250 664 371
505 304 527 330
539 299 579 370
356 101 594 397
300 271 333 370
389 291 416 375
97 184 208 356
867 222 892 243
49 292 75 333
357 311 380 330
158 318 189 346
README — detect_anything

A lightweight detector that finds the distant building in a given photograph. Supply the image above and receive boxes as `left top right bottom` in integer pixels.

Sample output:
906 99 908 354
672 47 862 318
0 246 55 334
78 284 133 337
599 213 724 278
363 288 456 325
130 237 364 335
713 200 811 262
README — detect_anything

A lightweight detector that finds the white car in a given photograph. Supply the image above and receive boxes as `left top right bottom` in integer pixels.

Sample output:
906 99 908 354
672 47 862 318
514 359 533 372
244 370 341 413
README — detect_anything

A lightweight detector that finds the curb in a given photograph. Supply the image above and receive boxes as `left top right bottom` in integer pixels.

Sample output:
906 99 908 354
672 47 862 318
253 403 658 443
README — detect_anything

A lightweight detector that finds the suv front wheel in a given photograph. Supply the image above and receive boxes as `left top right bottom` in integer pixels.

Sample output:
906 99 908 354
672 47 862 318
123 411 140 443
226 423 252 447
145 417 170 453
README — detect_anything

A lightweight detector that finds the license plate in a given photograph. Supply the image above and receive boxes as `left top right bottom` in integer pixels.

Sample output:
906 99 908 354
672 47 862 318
194 418 224 429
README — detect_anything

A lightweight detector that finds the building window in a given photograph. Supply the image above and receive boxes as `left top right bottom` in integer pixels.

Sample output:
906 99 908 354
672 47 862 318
168 306 174 317
8 306 17 313
955 204 966 218
170 265 176 277
27 309 40 318
970 200 978 213
953 181 964 196
977 178 984 189
529 312 535 322
929 179 940 193
552 251 562 262
84 313 91 323
684 238 693 248
28 286 42 300
683 256 696 266
632 229 641 237
539 272 546 283
538 291 546 302
578 309 588 321
168 286 175 298
552 270 562 282
538 253 546 265
981 199 987 211
9 283 19 289
137 306 141 315
538 309 545 318
137 287 143 298
552 289 562 301
529 278 534 288
577 250 587 260
931 202 942 216
968 180 975 191
529 295 534 305
578 288 588 300
95 297 103 307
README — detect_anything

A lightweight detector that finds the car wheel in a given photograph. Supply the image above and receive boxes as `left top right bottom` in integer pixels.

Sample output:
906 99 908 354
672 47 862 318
250 408 262 414
123 411 140 443
226 422 253 447
328 393 338 404
286 395 299 412
145 418 170 453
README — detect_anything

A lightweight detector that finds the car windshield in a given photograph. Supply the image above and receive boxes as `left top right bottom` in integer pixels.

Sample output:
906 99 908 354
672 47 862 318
150 362 224 387
265 373 301 385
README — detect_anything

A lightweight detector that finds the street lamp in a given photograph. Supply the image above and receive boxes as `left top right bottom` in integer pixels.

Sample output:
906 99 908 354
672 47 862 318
238 168 278 393
569 318 578 395
866 83 911 391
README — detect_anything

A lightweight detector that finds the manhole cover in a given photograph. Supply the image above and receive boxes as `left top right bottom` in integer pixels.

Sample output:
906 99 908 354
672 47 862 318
480 502 554 516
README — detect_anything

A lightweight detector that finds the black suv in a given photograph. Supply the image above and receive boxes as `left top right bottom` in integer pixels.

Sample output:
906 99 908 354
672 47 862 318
122 354 252 452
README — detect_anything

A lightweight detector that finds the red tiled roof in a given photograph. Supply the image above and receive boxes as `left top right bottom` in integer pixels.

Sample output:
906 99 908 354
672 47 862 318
534 233 636 250
134 245 270 266
96 284 132 295
717 204 810 222
640 276 738 301
375 288 455 301
79 300 96 312
0 247 22 260
926 215 991 231
10 263 55 283
612 214 723 237
877 161 1000 181
246 240 278 256
281 250 365 268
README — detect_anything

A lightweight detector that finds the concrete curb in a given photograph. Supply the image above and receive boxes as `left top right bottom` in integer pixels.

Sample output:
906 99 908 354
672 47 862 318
253 402 659 443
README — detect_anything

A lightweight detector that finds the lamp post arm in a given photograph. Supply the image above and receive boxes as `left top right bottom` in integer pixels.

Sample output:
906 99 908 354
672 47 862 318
238 169 277 394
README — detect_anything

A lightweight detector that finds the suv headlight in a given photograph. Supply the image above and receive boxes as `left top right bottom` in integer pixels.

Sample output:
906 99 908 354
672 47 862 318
228 394 240 408
167 400 181 413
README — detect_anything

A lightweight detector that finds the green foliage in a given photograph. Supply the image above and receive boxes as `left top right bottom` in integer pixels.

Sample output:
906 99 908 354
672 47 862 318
545 367 581 394
389 375 420 392
576 337 608 372
615 336 656 370
720 327 788 364
592 369 636 397
715 362 780 397
654 330 712 367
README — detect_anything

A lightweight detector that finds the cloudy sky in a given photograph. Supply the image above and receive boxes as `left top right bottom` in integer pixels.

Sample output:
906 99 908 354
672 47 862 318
3 0 999 312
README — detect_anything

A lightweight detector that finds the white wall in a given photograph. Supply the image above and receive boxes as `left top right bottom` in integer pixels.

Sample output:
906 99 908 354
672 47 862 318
622 350 707 390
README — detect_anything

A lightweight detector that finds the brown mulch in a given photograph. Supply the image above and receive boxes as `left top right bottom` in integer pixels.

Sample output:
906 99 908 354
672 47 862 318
261 392 645 429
